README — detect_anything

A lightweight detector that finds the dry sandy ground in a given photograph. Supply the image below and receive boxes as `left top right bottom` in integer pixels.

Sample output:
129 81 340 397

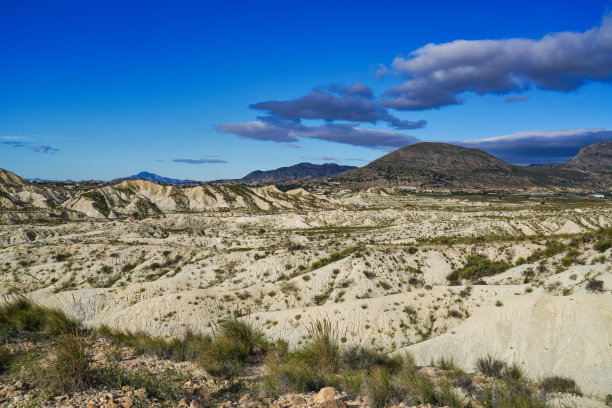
0 193 611 398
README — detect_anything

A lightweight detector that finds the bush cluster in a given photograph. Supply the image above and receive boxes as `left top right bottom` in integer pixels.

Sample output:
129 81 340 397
447 255 512 284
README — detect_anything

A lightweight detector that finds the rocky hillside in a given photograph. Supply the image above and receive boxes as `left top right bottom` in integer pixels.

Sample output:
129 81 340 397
330 142 611 191
564 141 612 172
0 169 28 185
60 180 332 218
0 169 71 213
0 169 333 221
240 162 356 185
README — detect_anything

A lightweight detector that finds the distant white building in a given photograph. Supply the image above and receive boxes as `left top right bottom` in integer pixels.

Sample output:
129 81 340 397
593 194 605 198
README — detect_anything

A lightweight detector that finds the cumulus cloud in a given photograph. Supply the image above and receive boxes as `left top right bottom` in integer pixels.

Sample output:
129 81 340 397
459 128 612 164
217 121 298 143
173 158 228 164
251 84 426 130
33 145 59 153
384 15 612 110
217 120 421 149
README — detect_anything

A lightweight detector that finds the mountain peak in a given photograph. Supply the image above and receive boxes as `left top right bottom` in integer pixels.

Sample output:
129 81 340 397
123 172 199 184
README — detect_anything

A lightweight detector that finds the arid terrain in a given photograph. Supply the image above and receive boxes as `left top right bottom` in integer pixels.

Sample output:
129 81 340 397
0 167 611 407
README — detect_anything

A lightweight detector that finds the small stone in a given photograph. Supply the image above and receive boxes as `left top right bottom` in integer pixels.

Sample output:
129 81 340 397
239 393 252 404
133 388 147 398
289 395 307 406
179 397 190 407
318 401 347 408
189 400 205 408
122 396 133 408
314 387 336 404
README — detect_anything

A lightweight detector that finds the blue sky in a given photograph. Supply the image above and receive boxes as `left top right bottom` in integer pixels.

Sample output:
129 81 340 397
1 0 611 180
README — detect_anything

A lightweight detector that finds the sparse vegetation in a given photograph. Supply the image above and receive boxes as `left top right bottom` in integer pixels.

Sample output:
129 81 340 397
540 375 582 395
447 255 512 284
476 355 507 378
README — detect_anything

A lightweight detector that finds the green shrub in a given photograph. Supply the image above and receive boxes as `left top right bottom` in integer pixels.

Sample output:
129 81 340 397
261 359 336 396
0 346 14 374
593 228 612 252
503 362 525 381
476 382 548 408
447 255 512 283
543 241 566 257
341 346 403 373
199 319 266 379
540 375 581 395
586 279 604 293
476 355 507 378
96 365 182 402
95 326 212 362
310 247 358 271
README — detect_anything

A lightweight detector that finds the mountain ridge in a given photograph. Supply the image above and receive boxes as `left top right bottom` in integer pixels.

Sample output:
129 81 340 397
239 162 357 185
119 171 200 184
329 142 612 191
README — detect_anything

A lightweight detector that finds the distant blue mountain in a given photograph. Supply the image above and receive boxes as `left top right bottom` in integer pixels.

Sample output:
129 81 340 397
124 171 200 184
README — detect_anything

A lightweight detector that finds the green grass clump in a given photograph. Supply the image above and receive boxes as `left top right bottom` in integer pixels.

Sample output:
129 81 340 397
342 346 403 373
45 332 93 395
198 319 267 379
293 320 341 372
95 326 211 362
592 227 612 252
364 366 404 408
540 375 581 395
476 355 507 378
0 298 80 339
503 362 526 381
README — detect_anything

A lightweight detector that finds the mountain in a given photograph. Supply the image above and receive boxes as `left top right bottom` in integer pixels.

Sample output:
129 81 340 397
330 142 611 191
240 162 357 185
563 141 612 172
121 171 200 184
